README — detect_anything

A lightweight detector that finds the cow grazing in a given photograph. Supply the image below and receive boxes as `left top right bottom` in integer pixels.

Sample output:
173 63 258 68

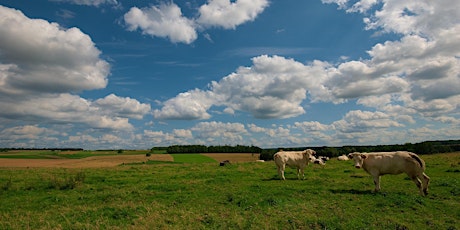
219 160 230 166
274 149 316 180
348 151 430 196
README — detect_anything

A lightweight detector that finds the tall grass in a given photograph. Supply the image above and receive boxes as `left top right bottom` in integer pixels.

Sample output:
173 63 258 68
0 153 458 229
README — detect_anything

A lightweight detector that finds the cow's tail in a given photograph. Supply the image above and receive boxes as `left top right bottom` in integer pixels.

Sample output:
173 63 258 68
409 152 426 170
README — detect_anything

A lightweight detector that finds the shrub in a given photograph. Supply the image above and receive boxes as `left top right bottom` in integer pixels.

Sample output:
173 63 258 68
47 171 86 190
259 149 277 161
1 177 12 191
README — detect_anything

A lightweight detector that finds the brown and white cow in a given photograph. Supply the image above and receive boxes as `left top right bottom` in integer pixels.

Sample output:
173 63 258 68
348 151 430 196
310 155 326 165
274 149 316 180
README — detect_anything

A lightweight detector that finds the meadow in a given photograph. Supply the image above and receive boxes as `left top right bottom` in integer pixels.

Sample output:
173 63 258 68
0 152 459 229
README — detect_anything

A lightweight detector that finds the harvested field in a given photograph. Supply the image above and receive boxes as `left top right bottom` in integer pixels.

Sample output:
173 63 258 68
0 154 173 168
0 153 261 168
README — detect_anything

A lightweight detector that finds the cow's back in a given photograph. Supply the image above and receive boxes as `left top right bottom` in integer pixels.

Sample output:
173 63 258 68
363 151 424 175
274 151 305 167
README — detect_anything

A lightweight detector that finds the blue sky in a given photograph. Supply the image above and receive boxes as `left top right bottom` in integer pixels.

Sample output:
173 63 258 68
0 0 459 149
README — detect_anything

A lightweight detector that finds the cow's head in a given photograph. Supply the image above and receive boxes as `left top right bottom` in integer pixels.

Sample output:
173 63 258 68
348 152 367 169
303 149 315 161
306 149 316 155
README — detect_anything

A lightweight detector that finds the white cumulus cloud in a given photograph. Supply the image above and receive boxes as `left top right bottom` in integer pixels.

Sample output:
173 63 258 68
332 110 404 133
0 6 109 95
197 0 269 29
153 89 215 120
124 3 197 44
123 0 269 44
50 0 119 6
94 94 151 120
154 55 334 120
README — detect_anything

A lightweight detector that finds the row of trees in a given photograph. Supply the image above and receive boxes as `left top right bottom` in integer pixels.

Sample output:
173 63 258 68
161 145 262 154
258 140 460 161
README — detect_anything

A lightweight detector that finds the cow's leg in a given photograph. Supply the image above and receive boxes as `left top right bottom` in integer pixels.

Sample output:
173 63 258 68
421 173 430 195
372 175 381 192
299 167 305 180
410 175 423 195
278 165 286 180
423 173 430 195
276 165 282 180
296 168 300 180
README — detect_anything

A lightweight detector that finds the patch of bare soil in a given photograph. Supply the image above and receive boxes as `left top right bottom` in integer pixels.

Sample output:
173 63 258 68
0 154 173 168
202 153 261 163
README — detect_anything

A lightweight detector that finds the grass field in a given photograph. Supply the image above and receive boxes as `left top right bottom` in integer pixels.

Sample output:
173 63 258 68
0 152 459 229
170 154 217 163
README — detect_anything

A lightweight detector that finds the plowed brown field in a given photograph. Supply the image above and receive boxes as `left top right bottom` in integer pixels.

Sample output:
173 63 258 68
0 154 173 168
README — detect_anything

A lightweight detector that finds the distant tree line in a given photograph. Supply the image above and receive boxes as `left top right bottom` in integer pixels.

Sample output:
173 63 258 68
259 140 460 161
163 145 262 154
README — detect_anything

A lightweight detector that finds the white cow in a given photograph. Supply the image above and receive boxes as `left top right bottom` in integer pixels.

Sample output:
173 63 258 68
337 155 349 161
274 149 316 180
348 151 430 196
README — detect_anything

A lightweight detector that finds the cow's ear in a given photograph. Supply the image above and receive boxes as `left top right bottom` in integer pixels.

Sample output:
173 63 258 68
361 154 367 159
347 153 353 159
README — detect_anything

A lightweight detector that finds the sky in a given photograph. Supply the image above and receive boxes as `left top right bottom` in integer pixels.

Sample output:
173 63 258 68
0 0 459 150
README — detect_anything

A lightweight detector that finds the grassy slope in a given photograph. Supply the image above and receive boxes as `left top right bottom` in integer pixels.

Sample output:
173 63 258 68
0 153 458 229
170 153 217 163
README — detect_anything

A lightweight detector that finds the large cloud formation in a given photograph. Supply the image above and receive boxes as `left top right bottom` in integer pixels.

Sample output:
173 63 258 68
1 1 459 149
123 0 269 44
155 0 460 124
153 55 322 119
0 6 150 132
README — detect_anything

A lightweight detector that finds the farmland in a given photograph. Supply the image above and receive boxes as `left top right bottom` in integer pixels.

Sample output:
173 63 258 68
0 151 459 229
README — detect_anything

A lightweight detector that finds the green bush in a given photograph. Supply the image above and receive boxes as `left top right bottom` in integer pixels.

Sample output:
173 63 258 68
47 171 86 190
1 177 12 191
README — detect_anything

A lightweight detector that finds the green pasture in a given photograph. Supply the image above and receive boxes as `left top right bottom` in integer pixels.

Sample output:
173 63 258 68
0 153 459 229
171 153 216 163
